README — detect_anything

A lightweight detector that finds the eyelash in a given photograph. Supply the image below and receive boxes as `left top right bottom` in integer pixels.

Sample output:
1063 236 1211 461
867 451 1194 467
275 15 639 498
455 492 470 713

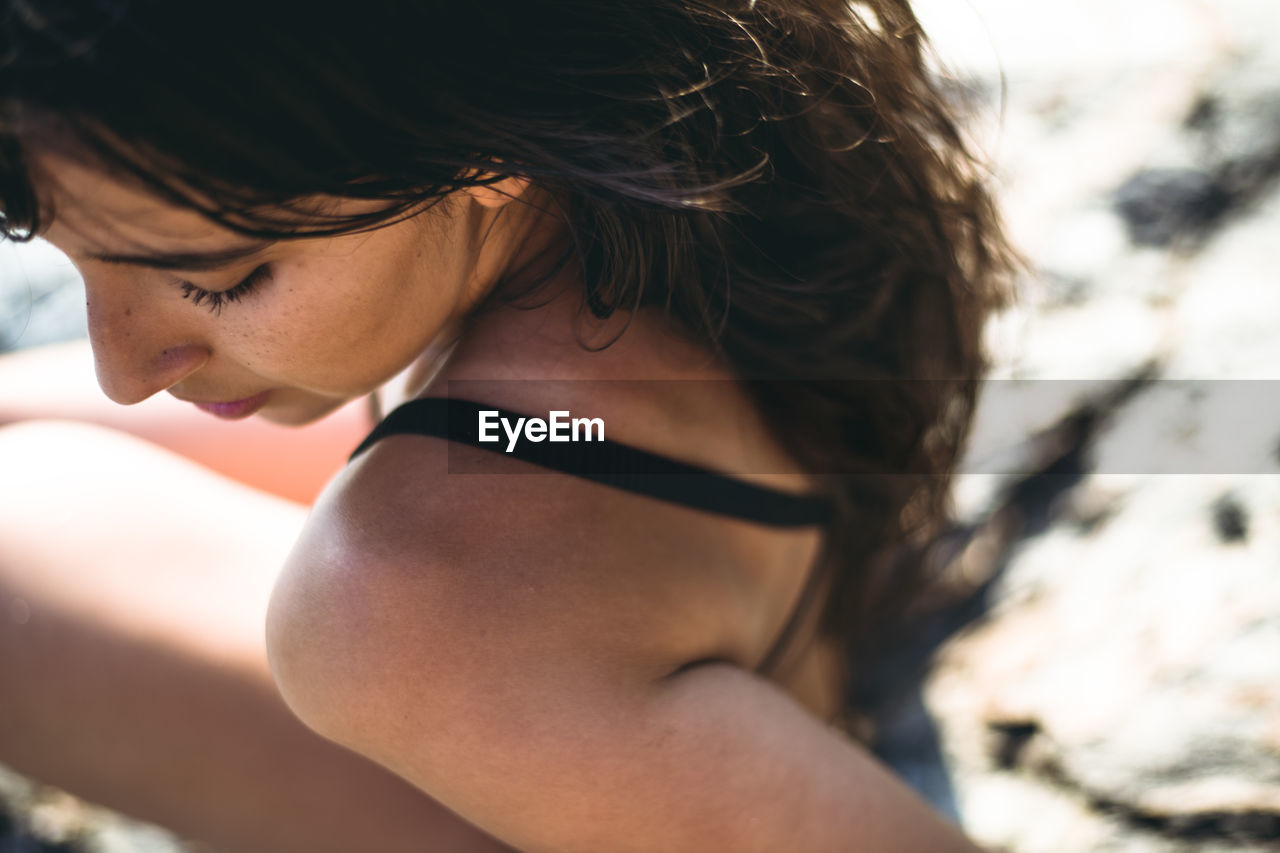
175 264 273 315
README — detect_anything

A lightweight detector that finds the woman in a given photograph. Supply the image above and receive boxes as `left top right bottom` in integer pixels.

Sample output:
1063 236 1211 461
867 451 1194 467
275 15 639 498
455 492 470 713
0 1 1014 850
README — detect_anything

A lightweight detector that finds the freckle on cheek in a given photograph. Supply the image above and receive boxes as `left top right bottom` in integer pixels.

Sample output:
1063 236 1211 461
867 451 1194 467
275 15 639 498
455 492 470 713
124 308 132 317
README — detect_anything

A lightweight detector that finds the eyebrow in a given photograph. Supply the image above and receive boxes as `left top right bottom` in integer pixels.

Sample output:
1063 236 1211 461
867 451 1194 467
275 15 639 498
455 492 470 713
85 241 272 271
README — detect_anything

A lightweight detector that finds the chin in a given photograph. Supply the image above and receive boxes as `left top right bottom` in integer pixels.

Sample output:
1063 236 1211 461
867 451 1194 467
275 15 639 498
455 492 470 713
257 396 348 427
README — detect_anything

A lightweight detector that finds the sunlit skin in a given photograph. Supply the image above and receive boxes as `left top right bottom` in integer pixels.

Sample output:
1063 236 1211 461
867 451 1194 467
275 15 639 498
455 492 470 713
6 155 983 853
31 152 553 426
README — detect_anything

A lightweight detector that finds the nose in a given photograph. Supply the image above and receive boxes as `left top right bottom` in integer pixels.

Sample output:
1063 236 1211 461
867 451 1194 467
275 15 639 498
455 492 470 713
85 276 211 405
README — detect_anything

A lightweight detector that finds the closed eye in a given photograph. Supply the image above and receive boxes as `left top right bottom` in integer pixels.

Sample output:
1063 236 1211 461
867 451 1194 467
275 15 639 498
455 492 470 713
174 264 273 315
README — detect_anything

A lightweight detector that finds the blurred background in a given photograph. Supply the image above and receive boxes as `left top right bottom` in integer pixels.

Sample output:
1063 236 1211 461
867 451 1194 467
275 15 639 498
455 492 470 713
3 0 1279 850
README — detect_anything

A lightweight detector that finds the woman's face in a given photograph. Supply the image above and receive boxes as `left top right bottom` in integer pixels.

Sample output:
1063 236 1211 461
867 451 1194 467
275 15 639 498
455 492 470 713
30 153 539 425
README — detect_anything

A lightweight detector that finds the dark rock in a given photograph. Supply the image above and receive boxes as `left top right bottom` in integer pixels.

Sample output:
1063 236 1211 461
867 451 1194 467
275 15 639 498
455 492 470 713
1112 168 1234 247
1211 494 1250 544
1223 810 1280 841
988 720 1041 771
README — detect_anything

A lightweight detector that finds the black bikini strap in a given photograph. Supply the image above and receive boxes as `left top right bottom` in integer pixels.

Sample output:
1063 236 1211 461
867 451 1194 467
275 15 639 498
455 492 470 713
350 397 835 529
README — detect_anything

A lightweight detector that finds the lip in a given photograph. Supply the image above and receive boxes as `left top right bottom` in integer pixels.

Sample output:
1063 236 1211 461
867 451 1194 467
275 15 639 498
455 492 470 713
189 391 273 420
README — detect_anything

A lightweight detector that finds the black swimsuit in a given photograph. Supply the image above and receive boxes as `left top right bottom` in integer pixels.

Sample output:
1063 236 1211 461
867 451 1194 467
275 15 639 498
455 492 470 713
350 396 836 676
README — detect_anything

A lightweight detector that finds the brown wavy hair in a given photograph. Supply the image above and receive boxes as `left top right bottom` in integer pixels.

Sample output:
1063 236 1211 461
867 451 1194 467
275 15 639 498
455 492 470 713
1 0 1017 713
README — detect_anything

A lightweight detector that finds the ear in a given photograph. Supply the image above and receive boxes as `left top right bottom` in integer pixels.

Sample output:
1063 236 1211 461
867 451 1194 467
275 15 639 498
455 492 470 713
461 172 532 209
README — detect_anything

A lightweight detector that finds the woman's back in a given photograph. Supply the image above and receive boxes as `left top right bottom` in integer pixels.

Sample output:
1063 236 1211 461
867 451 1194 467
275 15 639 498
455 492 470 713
336 284 845 722
267 283 971 851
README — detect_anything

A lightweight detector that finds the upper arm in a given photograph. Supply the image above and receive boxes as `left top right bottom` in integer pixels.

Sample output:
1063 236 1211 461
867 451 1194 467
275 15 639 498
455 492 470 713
266 438 979 852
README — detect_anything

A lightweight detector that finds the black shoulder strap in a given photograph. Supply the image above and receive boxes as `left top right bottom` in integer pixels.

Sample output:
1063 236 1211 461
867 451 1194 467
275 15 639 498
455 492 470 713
350 397 835 529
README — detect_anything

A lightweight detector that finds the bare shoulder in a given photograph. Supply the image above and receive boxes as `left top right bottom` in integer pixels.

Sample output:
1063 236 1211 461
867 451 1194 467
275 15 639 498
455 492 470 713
267 296 827 752
266 416 773 737
264 431 975 853
260 304 941 850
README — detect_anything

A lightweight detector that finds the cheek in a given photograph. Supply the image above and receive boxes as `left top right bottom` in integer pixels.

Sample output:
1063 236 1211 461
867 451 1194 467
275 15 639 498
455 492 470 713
237 268 423 376
234 220 464 376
